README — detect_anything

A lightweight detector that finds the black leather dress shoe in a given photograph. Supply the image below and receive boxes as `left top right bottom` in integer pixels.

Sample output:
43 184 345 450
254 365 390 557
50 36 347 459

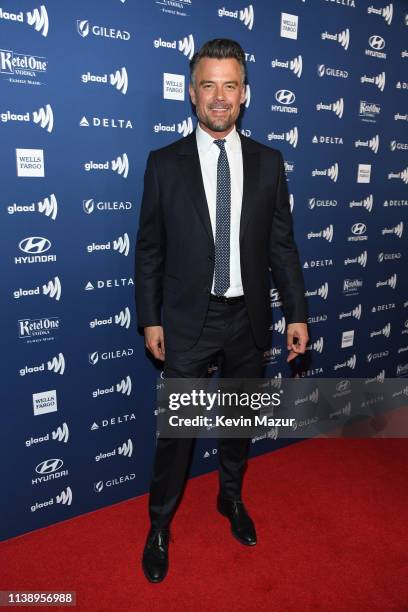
217 497 257 546
142 527 170 583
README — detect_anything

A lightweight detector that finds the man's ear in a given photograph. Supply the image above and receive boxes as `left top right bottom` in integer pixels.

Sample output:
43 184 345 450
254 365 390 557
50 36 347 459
189 83 196 105
240 84 246 105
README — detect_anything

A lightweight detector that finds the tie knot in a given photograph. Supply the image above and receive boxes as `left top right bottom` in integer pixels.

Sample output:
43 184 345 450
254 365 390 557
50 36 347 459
214 139 226 151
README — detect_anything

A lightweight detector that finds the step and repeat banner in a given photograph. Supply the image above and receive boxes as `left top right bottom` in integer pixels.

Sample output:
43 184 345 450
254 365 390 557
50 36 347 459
0 0 407 540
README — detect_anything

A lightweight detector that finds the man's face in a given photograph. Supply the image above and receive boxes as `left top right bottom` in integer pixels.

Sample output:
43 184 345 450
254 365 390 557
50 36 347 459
189 57 246 137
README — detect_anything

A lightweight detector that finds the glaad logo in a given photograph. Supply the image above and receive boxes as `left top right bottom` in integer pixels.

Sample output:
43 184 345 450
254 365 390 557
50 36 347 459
77 19 130 41
267 127 298 147
304 282 329 300
361 71 386 91
334 355 357 371
307 337 324 353
218 5 254 30
88 348 134 365
153 34 195 59
349 194 373 212
381 222 404 238
87 233 130 256
307 225 334 242
311 163 339 182
370 323 391 338
20 352 65 377
84 154 129 178
321 28 350 50
1 104 53 132
26 422 69 447
316 98 344 118
339 304 362 320
13 276 62 300
367 3 393 25
387 167 408 184
89 307 131 329
0 5 49 37
81 67 128 94
92 375 133 399
83 198 132 213
8 193 57 220
15 236 56 265
355 134 379 154
95 439 133 462
376 273 397 289
273 316 286 334
31 486 72 513
344 251 367 267
153 117 193 136
271 55 302 78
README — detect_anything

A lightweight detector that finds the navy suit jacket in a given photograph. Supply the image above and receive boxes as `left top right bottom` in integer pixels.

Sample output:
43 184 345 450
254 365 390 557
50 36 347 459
135 130 307 351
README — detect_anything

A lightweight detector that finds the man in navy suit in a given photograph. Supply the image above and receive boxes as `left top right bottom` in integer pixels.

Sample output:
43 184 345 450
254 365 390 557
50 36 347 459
136 39 308 582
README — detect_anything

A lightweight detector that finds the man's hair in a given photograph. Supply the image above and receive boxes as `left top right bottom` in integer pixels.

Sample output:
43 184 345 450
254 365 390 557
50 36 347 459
190 39 247 86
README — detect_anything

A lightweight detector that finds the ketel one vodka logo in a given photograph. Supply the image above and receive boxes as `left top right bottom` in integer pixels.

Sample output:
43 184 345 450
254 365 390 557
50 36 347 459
32 458 68 485
81 67 128 94
20 352 65 376
8 193 57 220
15 236 56 264
0 5 49 37
87 233 130 256
84 153 129 177
0 104 53 132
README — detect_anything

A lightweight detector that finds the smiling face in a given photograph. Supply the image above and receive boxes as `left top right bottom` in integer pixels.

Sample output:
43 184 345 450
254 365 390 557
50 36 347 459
189 57 246 139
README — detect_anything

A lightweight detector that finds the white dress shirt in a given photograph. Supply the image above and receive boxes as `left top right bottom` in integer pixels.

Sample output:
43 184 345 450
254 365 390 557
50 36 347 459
196 123 244 297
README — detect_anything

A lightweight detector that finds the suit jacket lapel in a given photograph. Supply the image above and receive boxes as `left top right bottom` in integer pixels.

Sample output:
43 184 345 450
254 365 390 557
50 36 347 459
239 132 260 242
177 132 214 245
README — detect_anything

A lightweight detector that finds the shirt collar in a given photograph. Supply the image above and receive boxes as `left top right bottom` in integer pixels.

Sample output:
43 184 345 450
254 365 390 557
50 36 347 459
196 123 241 155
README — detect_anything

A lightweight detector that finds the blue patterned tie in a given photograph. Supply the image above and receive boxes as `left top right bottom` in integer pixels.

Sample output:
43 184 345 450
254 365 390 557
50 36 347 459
213 139 231 296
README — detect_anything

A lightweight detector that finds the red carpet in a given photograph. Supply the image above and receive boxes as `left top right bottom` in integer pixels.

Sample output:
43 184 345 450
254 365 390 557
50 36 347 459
1 439 407 611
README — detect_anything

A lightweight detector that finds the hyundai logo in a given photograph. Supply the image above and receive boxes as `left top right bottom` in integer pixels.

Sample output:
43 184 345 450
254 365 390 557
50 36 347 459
19 236 51 254
351 223 367 235
275 89 296 105
35 458 64 474
369 35 385 51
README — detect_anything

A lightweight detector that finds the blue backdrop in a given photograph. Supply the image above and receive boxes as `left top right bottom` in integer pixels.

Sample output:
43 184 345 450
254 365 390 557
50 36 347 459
1 0 407 541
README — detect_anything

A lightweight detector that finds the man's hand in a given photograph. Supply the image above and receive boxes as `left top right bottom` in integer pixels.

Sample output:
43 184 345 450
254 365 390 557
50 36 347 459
286 322 309 362
144 325 165 361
